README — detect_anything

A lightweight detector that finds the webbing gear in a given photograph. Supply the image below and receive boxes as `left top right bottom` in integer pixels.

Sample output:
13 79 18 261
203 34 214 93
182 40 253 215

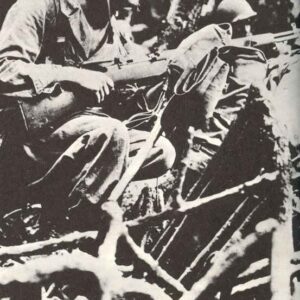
125 23 233 129
168 47 220 95
167 23 232 95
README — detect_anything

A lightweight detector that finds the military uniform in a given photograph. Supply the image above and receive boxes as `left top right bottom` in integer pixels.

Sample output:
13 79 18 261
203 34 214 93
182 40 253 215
0 0 175 215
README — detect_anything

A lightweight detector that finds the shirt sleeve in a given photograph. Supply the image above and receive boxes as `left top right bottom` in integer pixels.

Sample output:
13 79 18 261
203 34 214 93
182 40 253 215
0 0 58 98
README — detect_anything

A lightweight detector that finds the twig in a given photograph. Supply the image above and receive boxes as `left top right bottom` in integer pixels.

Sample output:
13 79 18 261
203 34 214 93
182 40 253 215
125 171 279 227
149 128 195 257
150 218 177 254
238 258 269 279
180 219 278 300
0 231 98 259
0 250 100 285
157 215 188 261
271 216 293 300
124 230 187 293
0 248 171 300
231 276 271 296
180 171 279 212
102 201 187 295
178 197 250 281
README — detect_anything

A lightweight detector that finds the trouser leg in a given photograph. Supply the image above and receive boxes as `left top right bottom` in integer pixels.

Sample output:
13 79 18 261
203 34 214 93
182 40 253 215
25 114 175 211
26 116 129 206
128 129 176 180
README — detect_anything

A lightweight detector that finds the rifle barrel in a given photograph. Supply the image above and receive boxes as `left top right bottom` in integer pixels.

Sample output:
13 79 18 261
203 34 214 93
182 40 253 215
231 29 300 47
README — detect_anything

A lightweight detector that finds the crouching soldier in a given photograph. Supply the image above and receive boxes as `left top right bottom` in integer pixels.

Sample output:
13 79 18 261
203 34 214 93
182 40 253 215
0 0 176 229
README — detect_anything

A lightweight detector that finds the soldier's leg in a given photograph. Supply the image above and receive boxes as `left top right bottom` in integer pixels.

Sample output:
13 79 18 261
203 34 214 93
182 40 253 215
128 129 176 180
25 113 175 224
26 115 130 206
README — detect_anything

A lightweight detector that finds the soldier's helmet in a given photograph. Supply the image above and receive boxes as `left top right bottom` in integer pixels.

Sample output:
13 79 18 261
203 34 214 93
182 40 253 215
215 0 257 23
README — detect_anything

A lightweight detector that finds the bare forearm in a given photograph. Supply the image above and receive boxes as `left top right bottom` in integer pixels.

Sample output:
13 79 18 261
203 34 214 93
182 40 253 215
47 64 114 99
0 59 112 98
49 65 85 86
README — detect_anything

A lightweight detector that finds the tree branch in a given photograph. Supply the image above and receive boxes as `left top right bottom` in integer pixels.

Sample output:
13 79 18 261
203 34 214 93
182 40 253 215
125 171 279 227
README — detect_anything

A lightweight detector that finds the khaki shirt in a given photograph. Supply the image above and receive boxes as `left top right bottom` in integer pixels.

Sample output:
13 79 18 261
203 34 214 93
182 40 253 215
0 0 120 99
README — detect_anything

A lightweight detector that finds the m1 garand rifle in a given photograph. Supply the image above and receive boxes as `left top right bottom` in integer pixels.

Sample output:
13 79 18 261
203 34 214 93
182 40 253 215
19 53 172 134
18 27 300 134
231 28 300 47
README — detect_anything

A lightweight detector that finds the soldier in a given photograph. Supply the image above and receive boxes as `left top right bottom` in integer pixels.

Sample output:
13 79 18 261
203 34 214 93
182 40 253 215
214 0 257 38
0 0 176 228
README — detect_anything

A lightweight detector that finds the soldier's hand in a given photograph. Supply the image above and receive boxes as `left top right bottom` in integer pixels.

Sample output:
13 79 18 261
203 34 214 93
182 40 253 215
77 69 114 102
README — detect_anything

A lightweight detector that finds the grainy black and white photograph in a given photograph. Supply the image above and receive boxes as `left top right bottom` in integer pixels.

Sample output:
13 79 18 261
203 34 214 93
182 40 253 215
0 0 299 299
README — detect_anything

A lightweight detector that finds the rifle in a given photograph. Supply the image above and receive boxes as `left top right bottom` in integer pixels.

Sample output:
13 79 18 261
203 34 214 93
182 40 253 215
18 28 300 135
19 54 172 135
231 28 300 47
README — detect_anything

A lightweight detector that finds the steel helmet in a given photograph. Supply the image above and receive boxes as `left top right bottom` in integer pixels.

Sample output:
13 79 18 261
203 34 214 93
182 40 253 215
215 0 257 23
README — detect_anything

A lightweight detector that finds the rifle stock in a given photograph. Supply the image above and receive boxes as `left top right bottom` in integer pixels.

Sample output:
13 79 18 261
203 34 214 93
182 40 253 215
19 56 170 134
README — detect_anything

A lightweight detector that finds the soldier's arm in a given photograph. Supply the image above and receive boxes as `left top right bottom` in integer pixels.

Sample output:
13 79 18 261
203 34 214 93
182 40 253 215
0 0 113 100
